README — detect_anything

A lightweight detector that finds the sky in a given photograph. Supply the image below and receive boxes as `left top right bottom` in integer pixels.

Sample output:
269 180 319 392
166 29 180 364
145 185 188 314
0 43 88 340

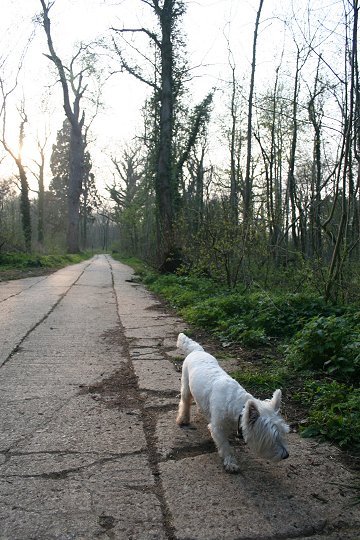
0 0 345 195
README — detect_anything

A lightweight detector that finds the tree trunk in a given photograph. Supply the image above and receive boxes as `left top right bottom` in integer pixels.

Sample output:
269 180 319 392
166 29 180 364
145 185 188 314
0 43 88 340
324 0 358 301
308 57 323 257
229 57 238 225
2 108 32 252
37 144 45 246
156 0 176 266
287 47 301 251
67 125 84 253
243 0 264 226
18 164 32 252
40 0 85 254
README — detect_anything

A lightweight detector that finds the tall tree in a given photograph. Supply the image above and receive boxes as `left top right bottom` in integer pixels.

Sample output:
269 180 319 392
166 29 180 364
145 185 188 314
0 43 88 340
49 119 70 235
307 56 325 257
324 0 359 300
112 0 211 268
49 118 99 249
31 134 49 247
40 0 88 253
287 45 302 251
108 145 145 255
243 0 264 226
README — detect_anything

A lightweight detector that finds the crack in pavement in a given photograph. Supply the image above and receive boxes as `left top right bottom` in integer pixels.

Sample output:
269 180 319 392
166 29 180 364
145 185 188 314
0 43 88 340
0 275 49 304
0 449 146 480
1 397 73 455
0 259 94 369
108 256 178 540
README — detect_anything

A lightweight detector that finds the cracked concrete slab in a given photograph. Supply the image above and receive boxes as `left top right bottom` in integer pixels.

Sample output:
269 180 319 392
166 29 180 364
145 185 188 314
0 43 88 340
160 444 359 540
133 358 181 393
0 455 165 540
15 395 146 454
156 408 214 460
0 398 66 451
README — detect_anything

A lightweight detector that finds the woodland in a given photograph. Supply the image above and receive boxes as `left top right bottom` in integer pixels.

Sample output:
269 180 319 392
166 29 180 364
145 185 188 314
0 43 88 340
0 1 359 451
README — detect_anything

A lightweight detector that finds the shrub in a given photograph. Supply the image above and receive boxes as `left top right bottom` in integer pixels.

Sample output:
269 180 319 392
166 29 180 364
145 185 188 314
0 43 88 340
180 291 350 346
0 252 92 273
287 315 360 381
296 381 360 450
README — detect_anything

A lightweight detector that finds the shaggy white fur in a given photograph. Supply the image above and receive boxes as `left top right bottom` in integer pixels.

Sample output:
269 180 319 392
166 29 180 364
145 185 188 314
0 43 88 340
176 333 290 472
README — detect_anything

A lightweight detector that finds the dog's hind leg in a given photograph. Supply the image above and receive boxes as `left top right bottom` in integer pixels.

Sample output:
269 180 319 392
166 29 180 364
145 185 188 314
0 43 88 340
176 364 192 426
208 423 240 473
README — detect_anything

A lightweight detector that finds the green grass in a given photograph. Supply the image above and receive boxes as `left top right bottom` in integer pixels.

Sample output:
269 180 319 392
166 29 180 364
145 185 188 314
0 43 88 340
0 251 92 280
231 360 290 398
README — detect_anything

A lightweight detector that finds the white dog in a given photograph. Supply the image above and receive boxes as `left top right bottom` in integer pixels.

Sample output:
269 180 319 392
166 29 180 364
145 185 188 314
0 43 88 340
176 333 289 472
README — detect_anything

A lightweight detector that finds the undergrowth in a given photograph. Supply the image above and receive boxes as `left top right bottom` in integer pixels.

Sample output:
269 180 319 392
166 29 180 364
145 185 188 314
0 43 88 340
0 252 92 279
116 255 360 452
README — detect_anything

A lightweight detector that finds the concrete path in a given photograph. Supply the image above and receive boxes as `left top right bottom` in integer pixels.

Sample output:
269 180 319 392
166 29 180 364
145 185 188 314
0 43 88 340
0 254 359 539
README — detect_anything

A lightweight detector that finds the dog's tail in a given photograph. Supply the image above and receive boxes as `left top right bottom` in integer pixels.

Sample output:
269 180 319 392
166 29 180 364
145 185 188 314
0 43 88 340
177 332 204 355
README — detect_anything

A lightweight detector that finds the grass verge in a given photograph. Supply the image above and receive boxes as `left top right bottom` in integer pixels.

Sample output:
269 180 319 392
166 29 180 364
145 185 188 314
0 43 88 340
0 252 93 281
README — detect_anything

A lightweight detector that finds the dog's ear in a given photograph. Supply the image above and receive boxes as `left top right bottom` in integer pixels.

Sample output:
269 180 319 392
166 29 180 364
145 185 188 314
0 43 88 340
270 389 282 412
246 400 260 425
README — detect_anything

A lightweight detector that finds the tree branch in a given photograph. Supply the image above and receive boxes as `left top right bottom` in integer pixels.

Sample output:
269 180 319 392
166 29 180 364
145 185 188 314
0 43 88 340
111 37 157 89
111 27 161 49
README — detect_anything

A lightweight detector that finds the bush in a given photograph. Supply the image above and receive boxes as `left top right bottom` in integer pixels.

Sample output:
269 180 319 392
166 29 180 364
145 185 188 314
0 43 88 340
287 315 360 382
296 381 360 450
180 291 351 346
139 266 355 348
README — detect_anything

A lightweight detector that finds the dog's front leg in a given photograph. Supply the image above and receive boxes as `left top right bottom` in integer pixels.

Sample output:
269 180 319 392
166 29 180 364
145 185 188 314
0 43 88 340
208 423 240 473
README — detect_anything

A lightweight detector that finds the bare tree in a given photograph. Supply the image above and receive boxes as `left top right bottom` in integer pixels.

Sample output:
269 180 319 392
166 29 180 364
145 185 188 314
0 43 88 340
287 45 302 252
324 0 359 300
0 35 34 252
223 32 242 226
29 134 49 247
108 145 145 255
40 0 91 253
307 55 325 257
243 0 264 226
